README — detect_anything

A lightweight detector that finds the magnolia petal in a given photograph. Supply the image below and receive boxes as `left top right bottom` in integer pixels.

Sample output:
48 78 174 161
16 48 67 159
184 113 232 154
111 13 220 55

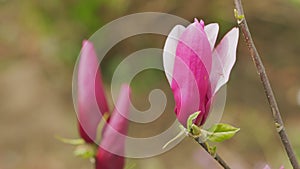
209 49 224 97
210 28 239 95
171 20 212 126
204 23 219 50
175 20 212 71
202 85 227 129
263 165 284 169
263 165 271 169
96 84 131 169
163 25 186 85
77 40 109 143
96 147 124 169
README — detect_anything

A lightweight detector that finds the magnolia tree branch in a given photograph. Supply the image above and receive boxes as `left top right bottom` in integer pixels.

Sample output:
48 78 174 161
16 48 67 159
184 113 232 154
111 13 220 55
233 0 299 168
195 138 231 169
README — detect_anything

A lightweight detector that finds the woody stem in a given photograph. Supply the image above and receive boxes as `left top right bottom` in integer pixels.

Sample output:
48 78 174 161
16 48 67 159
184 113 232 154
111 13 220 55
233 0 299 168
195 138 231 169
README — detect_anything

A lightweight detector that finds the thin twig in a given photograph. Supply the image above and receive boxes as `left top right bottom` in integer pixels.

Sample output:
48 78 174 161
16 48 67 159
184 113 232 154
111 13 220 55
195 138 231 169
233 0 299 168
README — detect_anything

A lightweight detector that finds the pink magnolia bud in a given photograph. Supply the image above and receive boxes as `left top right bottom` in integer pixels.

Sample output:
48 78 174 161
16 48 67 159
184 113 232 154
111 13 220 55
163 19 239 126
77 40 131 169
77 40 109 143
96 85 131 169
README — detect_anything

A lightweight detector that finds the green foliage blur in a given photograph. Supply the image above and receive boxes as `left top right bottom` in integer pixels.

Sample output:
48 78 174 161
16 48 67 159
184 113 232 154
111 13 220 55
1 0 300 169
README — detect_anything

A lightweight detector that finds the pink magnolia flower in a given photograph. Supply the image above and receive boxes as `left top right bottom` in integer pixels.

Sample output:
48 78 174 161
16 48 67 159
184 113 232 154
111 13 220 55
78 40 131 169
163 19 239 126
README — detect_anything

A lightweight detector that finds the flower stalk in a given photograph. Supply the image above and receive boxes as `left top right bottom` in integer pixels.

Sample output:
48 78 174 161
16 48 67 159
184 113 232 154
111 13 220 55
195 138 231 169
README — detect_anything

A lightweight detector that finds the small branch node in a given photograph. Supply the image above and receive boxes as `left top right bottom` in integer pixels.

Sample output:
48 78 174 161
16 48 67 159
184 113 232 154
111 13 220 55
275 122 284 132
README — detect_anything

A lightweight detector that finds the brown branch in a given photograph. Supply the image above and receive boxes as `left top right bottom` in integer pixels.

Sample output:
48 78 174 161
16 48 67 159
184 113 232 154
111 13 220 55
233 0 299 168
195 138 231 169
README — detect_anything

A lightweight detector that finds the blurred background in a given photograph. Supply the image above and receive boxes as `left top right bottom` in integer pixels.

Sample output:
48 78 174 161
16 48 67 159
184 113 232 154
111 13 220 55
1 0 300 168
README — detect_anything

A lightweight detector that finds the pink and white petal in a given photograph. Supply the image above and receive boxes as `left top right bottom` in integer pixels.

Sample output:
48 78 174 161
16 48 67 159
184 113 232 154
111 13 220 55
262 164 284 169
176 20 212 71
171 56 201 126
77 40 109 143
263 165 271 169
96 147 124 169
204 23 219 50
99 84 131 157
209 50 224 96
203 85 226 129
211 27 239 94
171 20 212 126
96 84 131 169
163 25 186 85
